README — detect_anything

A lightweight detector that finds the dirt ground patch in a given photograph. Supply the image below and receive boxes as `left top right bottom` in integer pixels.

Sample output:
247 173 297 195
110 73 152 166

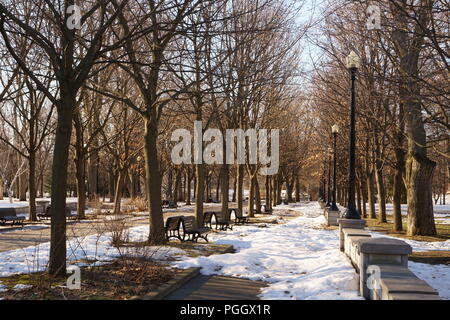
0 258 177 300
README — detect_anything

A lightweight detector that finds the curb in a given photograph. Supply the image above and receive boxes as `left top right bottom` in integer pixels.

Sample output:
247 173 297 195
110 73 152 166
131 267 201 300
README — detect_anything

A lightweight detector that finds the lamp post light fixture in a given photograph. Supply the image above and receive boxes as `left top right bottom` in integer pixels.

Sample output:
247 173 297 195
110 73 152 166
344 51 361 219
330 124 340 211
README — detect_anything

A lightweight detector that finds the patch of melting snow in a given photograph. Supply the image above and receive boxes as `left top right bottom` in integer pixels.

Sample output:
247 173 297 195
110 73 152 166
173 202 362 300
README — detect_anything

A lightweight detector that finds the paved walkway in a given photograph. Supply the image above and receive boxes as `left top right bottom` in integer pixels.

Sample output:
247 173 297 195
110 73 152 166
164 275 267 300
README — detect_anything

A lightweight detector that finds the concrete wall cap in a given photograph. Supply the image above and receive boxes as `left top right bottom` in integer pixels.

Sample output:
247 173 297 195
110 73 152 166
358 237 412 254
343 228 370 236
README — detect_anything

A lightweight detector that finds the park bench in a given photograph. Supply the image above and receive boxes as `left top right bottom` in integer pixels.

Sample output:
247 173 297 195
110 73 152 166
162 200 178 209
215 210 233 231
261 204 272 215
181 216 210 243
38 206 77 221
0 208 25 227
253 205 272 215
230 208 249 225
203 212 216 229
36 200 50 214
165 216 183 241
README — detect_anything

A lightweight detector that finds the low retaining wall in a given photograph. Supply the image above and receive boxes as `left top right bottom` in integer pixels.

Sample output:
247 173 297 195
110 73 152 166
339 218 440 300
324 208 340 227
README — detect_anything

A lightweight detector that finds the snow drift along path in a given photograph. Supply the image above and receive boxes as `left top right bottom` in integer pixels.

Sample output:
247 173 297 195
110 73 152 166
173 202 362 300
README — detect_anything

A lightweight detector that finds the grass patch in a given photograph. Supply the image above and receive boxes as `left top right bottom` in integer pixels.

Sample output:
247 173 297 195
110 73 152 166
366 218 450 242
409 251 450 265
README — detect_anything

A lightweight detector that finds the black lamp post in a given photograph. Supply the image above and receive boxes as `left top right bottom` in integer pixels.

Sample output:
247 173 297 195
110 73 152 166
330 125 340 211
344 51 361 219
325 150 332 207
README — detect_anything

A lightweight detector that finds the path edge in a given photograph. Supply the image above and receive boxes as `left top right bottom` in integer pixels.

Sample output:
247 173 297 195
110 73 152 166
130 267 201 300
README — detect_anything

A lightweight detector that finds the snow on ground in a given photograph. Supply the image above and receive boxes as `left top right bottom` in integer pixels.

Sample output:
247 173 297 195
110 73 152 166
375 203 450 217
0 197 78 207
1 198 449 299
409 262 450 300
0 225 184 277
0 202 28 208
173 202 362 300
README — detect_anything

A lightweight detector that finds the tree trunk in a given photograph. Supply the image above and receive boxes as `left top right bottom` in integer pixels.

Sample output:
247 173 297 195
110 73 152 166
144 118 165 244
220 164 229 219
367 170 376 220
49 98 75 276
286 175 293 203
406 156 436 236
375 167 387 223
277 173 283 205
167 169 173 201
356 177 362 216
173 169 181 202
108 170 116 203
266 175 271 211
295 173 300 202
393 147 405 231
374 135 387 223
215 173 220 202
271 175 276 207
28 151 37 221
195 163 204 225
254 176 261 214
273 174 278 207
38 172 44 198
237 164 244 211
185 167 192 205
19 169 27 201
390 0 436 236
232 175 237 202
0 178 3 200
75 156 86 220
361 174 368 219
74 114 86 220
87 151 99 200
113 168 127 215
248 175 255 217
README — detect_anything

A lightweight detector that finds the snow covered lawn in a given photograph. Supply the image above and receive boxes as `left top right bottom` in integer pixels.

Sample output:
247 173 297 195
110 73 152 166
173 202 362 300
0 225 185 277
1 200 448 300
